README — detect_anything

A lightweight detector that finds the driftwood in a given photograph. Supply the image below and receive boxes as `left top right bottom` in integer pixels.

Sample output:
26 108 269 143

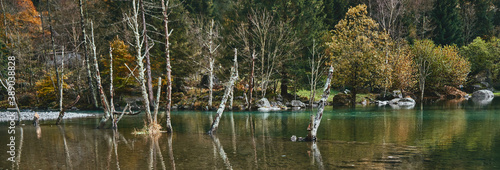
207 49 238 134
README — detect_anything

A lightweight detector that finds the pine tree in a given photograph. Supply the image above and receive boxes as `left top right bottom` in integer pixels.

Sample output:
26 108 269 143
432 0 463 46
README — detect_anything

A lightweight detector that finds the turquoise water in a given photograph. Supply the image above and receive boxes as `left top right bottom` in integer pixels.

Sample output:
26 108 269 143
1 98 499 169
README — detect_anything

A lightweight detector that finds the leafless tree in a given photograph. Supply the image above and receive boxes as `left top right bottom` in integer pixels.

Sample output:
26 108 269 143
79 0 98 108
191 17 221 110
248 9 299 98
461 1 476 44
161 0 174 132
125 0 153 124
373 0 406 39
208 49 239 134
308 40 327 108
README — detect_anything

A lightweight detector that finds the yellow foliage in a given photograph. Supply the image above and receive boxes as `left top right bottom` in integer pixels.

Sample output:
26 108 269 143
35 72 70 101
327 4 391 91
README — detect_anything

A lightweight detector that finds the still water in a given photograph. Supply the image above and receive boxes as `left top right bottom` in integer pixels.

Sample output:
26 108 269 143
1 98 500 169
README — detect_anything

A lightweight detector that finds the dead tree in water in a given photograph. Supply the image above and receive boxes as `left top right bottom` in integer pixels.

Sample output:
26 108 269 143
140 0 154 105
79 0 98 108
161 0 173 132
90 21 112 129
125 0 153 125
208 49 238 134
305 66 334 141
55 95 81 125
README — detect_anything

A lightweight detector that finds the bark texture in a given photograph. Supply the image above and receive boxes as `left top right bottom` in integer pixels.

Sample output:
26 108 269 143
208 49 238 134
306 66 334 141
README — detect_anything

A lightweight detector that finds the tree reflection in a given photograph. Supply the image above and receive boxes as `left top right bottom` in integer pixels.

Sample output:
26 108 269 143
58 125 73 169
210 134 232 169
310 142 324 170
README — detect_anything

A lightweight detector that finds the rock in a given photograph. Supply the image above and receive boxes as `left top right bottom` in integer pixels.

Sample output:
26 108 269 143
376 100 388 106
389 98 400 105
256 98 271 108
332 93 351 106
397 97 416 107
471 90 494 105
472 89 494 99
290 100 306 107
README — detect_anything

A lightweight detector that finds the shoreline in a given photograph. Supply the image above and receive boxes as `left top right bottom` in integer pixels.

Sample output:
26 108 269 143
0 111 98 122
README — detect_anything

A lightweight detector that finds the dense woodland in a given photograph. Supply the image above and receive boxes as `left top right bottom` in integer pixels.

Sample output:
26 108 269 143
1 0 500 111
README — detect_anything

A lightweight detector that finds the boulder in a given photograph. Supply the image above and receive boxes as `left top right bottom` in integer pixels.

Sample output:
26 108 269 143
290 100 306 107
332 93 351 106
256 98 271 108
472 90 494 99
471 90 494 105
398 97 416 107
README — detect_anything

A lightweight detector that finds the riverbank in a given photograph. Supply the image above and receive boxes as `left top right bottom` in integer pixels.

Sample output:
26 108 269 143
0 111 97 122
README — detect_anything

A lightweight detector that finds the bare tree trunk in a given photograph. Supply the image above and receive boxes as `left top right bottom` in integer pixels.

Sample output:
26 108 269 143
56 95 80 125
208 49 238 134
48 2 61 110
126 0 152 124
90 21 111 129
247 51 255 110
209 58 214 109
153 77 162 123
229 86 234 110
306 66 334 141
59 46 64 112
207 19 218 110
110 47 114 113
161 0 173 132
140 0 154 106
79 0 98 108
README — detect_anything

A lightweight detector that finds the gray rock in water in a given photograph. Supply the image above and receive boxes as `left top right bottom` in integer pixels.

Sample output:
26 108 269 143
472 90 494 99
472 90 494 105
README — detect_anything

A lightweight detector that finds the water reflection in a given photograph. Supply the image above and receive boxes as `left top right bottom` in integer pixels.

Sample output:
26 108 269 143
310 142 324 170
1 99 500 169
210 134 232 169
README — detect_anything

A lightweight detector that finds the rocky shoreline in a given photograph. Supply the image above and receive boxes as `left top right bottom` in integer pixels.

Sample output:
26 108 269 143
0 111 98 122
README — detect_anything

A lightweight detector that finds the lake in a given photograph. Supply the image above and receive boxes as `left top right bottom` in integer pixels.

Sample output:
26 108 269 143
1 98 500 169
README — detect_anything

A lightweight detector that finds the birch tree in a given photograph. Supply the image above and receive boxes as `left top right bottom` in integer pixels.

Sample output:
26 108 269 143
306 66 334 141
125 0 153 125
191 18 220 109
308 40 327 107
78 0 98 108
161 0 173 132
248 9 298 98
208 49 238 134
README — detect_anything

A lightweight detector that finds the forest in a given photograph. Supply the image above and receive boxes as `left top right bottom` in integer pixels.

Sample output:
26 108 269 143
1 0 500 112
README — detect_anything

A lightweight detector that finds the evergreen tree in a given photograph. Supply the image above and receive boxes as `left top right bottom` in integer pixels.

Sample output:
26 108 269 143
432 0 463 46
474 0 493 38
